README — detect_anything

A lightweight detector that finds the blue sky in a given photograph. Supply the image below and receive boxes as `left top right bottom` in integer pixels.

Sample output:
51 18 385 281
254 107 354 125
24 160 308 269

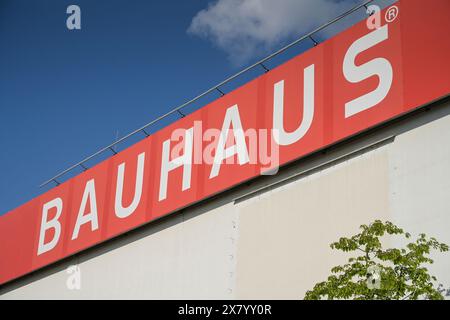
0 0 395 215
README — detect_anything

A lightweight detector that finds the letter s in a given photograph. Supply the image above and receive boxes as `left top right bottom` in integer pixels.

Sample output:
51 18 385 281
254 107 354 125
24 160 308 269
343 24 393 118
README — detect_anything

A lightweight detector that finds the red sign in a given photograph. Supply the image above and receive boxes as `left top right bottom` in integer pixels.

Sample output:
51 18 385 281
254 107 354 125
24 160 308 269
1 0 449 285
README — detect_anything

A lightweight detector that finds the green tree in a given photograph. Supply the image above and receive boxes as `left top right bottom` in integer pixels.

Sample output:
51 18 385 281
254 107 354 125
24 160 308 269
304 220 449 300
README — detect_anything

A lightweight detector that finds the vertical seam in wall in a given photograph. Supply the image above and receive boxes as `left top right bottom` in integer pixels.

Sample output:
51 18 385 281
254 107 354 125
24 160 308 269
226 206 239 299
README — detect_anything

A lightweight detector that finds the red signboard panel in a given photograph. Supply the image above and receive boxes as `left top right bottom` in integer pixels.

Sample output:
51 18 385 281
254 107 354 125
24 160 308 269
1 0 449 285
261 45 326 168
65 159 109 255
331 15 405 141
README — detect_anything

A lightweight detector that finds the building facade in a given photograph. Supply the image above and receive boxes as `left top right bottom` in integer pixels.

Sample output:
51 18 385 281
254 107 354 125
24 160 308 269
1 0 449 299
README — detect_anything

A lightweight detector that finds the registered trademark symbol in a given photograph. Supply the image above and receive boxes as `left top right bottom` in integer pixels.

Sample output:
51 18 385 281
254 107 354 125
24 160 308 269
385 5 399 23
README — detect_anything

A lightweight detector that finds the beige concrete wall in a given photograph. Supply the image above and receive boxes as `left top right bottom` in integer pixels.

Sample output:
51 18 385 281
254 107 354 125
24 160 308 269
1 100 450 299
235 147 390 299
388 112 450 292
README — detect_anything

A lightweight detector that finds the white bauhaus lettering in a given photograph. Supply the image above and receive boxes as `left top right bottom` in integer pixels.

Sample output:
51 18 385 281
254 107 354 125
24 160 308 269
210 105 249 179
343 24 393 118
72 179 99 240
37 198 63 255
273 64 315 146
115 152 146 218
159 128 194 201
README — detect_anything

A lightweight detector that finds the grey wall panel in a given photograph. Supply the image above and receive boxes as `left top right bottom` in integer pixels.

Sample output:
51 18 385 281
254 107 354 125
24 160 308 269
388 112 450 297
234 148 391 299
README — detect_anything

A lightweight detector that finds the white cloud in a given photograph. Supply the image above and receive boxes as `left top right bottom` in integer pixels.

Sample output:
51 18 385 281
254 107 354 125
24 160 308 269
188 0 364 66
